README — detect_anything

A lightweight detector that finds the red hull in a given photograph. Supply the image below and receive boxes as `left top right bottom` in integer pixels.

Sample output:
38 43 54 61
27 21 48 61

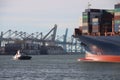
78 52 120 63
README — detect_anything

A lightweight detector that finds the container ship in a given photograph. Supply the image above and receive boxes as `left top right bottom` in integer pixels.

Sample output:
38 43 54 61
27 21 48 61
74 3 120 62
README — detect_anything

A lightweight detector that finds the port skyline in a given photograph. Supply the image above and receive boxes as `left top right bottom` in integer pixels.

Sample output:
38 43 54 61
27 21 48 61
0 0 119 37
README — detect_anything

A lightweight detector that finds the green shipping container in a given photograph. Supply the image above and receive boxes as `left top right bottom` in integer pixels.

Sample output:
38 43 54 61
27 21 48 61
106 10 114 14
83 15 88 19
83 18 88 22
114 9 120 12
115 20 120 24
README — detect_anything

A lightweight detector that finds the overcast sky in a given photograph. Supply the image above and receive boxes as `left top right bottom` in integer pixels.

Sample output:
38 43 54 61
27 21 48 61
0 0 119 37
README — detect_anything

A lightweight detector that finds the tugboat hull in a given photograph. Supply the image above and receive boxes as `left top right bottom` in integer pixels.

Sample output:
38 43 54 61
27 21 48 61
18 56 32 60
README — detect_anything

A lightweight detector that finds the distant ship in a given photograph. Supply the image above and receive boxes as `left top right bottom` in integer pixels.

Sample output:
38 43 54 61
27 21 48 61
13 50 32 60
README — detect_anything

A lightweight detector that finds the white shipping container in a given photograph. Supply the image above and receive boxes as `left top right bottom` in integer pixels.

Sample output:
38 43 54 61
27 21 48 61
92 18 98 22
82 30 88 33
115 12 120 16
83 23 88 26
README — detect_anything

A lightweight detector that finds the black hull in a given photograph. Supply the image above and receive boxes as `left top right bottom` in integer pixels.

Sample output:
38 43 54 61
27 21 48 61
18 56 32 60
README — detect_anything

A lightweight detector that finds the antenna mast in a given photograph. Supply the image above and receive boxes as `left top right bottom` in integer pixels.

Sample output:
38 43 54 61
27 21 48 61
88 2 91 9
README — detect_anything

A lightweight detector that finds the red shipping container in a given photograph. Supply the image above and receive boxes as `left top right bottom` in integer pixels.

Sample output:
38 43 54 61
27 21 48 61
92 26 99 32
114 16 120 20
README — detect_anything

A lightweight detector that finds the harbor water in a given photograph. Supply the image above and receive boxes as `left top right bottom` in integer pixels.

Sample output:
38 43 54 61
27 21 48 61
0 55 120 80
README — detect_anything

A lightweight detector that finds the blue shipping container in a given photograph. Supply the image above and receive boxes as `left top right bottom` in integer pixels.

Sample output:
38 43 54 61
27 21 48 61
92 22 99 26
114 24 120 32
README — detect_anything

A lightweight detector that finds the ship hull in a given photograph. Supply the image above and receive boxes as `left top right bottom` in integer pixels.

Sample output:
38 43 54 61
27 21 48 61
75 35 120 62
13 55 32 60
18 56 32 60
78 36 120 55
78 51 120 63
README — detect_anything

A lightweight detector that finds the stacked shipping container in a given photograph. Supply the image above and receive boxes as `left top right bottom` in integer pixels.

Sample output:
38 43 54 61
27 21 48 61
89 10 102 34
82 12 89 33
74 3 120 36
81 9 113 35
82 9 102 34
114 3 120 32
92 18 99 32
101 10 113 33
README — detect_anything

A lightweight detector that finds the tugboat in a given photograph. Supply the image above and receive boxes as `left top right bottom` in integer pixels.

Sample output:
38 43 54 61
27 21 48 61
13 50 32 60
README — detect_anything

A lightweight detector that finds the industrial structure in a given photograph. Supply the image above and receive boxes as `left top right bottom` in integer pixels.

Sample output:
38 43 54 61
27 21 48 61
0 25 81 55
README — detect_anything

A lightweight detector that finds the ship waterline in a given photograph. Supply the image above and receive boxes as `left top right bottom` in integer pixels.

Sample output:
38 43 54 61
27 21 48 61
78 51 120 63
